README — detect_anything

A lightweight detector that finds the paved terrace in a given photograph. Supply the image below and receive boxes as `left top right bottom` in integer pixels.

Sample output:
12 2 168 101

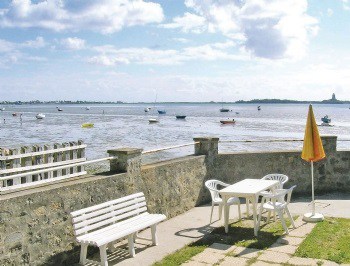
85 193 350 266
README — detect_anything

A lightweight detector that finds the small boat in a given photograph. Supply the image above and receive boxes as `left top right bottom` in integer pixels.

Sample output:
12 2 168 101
36 113 45 119
148 118 159 123
157 110 166 114
57 108 63 111
319 122 333 127
321 115 331 124
220 119 236 124
144 107 151 112
81 123 94 128
12 113 17 117
219 108 230 112
0 107 5 111
235 112 240 114
85 107 90 110
257 106 261 111
176 115 186 119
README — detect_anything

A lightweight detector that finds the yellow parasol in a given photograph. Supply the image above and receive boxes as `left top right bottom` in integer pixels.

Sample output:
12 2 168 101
301 104 326 222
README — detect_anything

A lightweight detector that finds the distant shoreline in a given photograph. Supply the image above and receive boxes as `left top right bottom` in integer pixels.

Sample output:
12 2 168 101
0 99 349 105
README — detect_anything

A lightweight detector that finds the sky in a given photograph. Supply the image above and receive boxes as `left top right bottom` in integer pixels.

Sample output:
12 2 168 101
0 0 350 102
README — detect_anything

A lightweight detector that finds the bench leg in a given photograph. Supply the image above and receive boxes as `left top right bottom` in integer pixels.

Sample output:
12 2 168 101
151 225 158 246
128 234 136 257
99 245 108 266
133 231 138 242
80 243 88 265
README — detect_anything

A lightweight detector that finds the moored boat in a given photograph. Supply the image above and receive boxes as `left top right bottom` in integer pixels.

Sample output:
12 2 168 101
219 108 230 112
157 110 166 114
176 115 186 119
149 118 159 123
12 113 17 117
220 119 236 124
144 107 151 112
321 115 331 124
257 106 261 111
36 113 45 119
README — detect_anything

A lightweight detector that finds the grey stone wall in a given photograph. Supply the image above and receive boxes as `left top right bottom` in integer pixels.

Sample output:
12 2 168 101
213 136 350 194
1 136 349 265
0 154 208 265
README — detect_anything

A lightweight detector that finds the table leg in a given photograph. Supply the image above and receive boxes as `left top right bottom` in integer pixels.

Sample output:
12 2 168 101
252 195 258 236
223 195 229 233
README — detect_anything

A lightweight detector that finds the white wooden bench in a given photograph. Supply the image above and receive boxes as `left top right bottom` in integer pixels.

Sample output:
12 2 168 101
70 192 166 266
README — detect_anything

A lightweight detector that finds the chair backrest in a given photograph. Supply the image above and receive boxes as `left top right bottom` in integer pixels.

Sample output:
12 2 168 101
261 174 289 189
205 179 229 202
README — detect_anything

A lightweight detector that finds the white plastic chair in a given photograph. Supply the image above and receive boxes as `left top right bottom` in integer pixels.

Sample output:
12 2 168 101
261 174 289 189
257 185 297 234
205 180 241 223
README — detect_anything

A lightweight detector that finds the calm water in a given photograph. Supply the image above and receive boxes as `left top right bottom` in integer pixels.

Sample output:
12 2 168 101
1 103 350 163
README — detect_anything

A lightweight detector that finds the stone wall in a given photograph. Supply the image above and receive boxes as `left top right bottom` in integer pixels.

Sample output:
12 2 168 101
1 136 349 265
0 153 208 265
213 136 350 194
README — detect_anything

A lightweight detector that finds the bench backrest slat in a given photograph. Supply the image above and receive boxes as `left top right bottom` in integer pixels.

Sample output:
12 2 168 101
71 192 148 236
75 206 148 236
72 197 146 224
73 201 147 230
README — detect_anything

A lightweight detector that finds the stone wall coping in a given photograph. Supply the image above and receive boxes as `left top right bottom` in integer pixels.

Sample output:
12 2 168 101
142 155 205 170
107 148 143 155
193 137 220 141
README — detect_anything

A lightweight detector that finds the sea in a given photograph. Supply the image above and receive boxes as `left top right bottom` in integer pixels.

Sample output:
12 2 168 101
1 103 350 168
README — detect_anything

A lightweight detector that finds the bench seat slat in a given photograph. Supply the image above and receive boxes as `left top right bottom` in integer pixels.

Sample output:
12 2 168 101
72 196 146 223
75 206 148 236
73 201 146 229
71 192 144 217
77 213 166 247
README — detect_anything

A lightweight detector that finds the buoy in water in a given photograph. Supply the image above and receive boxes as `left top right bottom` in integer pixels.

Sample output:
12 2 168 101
82 123 94 128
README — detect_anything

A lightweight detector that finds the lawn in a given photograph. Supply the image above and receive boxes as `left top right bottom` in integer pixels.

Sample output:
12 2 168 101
153 217 293 266
295 217 350 264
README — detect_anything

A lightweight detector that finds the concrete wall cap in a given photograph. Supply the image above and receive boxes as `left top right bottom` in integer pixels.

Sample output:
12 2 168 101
193 137 220 141
107 148 143 155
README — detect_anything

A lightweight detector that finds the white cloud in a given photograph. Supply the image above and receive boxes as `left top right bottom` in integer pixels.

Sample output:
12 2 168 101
22 36 46 48
164 0 318 60
87 41 245 66
172 38 190 43
0 37 47 67
0 0 164 34
60 37 85 50
160 12 206 33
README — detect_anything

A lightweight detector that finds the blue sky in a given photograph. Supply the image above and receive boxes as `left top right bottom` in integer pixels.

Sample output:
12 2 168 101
0 0 350 102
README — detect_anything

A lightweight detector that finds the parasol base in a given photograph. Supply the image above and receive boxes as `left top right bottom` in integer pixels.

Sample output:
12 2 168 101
303 212 324 223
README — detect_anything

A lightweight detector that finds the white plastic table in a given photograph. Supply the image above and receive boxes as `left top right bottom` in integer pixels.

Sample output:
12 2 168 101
219 178 279 236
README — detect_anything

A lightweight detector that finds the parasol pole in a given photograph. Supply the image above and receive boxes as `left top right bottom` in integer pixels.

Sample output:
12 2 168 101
311 160 315 216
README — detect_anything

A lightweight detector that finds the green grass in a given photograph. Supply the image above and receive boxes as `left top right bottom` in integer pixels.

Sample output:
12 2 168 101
153 217 294 266
295 217 350 264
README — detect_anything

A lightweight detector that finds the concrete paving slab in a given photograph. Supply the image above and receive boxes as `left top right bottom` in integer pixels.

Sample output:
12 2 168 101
288 256 318 265
234 247 261 259
258 250 291 264
268 242 298 254
191 250 226 264
206 243 235 254
219 256 248 266
320 259 340 266
251 261 282 266
276 236 304 246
